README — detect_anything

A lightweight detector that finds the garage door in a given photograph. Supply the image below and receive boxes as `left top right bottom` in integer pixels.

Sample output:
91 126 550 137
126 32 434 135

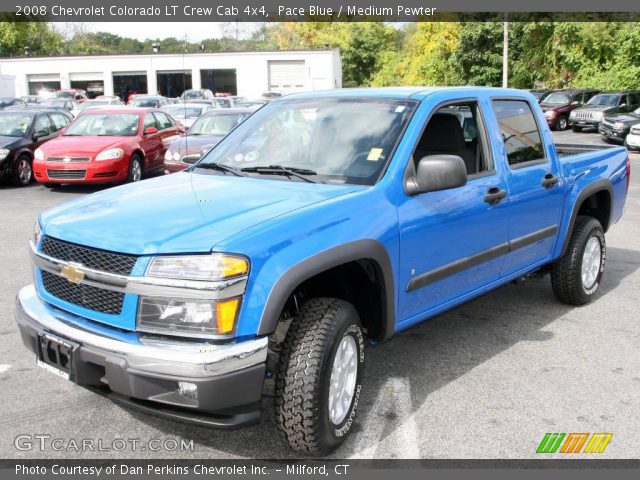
69 72 104 82
268 60 306 94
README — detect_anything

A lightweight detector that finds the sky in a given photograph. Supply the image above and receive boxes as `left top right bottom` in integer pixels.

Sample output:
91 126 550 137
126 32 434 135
55 22 258 42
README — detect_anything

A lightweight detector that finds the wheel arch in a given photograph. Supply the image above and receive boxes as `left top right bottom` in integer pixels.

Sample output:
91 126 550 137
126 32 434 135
561 179 613 256
257 239 396 341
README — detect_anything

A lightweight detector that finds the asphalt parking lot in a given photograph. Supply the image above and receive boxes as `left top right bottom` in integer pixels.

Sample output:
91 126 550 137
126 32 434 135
1 130 639 460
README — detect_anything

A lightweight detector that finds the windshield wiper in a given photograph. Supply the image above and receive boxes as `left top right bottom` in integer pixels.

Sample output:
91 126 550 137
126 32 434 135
195 162 247 177
240 165 321 183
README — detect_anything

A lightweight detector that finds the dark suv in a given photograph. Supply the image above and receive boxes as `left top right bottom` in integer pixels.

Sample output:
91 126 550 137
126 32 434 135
569 90 640 132
540 89 600 130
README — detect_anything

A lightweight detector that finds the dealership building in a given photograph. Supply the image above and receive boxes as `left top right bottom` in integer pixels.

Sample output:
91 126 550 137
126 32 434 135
0 49 342 99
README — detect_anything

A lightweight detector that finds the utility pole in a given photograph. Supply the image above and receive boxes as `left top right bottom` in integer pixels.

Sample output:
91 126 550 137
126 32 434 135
502 13 509 88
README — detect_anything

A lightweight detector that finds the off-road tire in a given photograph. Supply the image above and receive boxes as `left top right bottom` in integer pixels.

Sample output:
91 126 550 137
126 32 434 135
551 216 606 305
275 298 365 455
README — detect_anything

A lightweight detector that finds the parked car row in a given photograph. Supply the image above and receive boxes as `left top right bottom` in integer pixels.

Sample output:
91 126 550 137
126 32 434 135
1 98 257 187
529 87 640 149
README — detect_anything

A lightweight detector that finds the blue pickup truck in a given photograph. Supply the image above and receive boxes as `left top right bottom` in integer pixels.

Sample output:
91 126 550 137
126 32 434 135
16 87 630 454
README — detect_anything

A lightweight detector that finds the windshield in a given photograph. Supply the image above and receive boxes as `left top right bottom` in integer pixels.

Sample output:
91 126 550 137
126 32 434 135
163 106 203 118
541 92 572 106
183 91 204 100
54 91 73 99
132 98 160 107
189 113 249 135
0 113 33 137
196 97 417 185
587 94 620 106
64 113 139 136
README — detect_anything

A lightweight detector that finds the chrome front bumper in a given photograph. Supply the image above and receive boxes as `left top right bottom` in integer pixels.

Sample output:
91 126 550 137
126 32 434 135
15 284 267 420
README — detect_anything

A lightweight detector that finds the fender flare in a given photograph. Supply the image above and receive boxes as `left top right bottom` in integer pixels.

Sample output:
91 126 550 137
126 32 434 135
560 179 613 255
256 239 396 340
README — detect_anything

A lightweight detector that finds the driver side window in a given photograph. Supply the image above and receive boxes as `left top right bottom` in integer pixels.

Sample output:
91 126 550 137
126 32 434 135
413 100 492 177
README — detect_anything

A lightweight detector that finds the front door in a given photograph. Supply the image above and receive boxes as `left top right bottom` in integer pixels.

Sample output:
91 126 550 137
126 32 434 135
396 98 510 326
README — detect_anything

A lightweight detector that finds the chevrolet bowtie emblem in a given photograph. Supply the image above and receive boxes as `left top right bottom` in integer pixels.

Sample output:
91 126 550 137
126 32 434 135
60 263 84 283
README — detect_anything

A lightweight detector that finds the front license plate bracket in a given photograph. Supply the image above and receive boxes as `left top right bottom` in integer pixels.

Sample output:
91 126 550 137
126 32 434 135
36 333 77 381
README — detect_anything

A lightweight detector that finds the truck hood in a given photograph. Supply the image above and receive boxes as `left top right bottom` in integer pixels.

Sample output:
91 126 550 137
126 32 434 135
40 172 362 255
604 112 640 125
40 135 131 157
0 135 22 149
170 135 224 155
576 105 617 113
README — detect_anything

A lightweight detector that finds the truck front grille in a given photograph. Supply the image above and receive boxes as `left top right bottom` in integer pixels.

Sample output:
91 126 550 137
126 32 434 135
41 236 138 276
574 111 595 120
41 271 124 315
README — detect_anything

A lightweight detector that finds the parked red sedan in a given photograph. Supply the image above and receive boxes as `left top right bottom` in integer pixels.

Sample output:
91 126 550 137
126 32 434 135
33 108 182 186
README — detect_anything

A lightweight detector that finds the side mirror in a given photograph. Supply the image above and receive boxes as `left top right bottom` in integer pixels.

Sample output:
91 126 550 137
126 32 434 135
572 101 580 106
32 129 48 140
620 103 627 108
405 155 467 196
144 126 158 135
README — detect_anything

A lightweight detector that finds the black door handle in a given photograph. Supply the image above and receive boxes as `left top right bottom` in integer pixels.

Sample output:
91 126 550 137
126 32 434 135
541 173 559 189
484 186 507 205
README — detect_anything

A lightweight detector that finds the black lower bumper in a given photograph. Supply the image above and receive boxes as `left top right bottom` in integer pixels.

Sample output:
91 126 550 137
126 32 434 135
16 285 267 429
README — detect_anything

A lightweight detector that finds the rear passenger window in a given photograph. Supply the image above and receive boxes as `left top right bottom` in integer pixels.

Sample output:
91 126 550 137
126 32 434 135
491 100 545 167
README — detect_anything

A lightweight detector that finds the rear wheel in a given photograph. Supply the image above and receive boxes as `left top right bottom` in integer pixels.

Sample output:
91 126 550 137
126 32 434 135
551 216 606 305
275 298 365 455
127 154 143 183
12 156 32 186
572 125 583 133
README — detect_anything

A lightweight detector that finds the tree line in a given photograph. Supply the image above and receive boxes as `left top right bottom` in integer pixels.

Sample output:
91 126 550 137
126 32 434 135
2 20 639 90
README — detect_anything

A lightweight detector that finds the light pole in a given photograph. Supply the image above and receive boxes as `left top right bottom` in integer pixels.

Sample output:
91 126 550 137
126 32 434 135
502 13 509 88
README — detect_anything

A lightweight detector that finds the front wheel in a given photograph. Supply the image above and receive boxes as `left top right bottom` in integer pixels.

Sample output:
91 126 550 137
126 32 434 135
127 155 143 183
551 216 606 305
556 115 568 131
12 156 32 186
275 298 365 455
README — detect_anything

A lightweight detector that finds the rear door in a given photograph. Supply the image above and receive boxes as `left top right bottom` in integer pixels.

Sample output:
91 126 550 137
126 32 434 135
489 99 563 277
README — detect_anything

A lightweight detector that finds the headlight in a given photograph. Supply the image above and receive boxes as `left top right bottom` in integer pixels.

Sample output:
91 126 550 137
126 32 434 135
139 254 249 337
137 296 240 336
594 112 604 121
0 148 9 160
95 148 125 161
146 254 248 281
615 122 626 130
569 111 577 119
543 110 554 118
34 220 42 246
34 148 44 161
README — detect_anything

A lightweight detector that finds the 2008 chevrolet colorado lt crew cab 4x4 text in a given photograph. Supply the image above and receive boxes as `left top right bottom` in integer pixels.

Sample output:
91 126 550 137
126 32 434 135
16 87 630 454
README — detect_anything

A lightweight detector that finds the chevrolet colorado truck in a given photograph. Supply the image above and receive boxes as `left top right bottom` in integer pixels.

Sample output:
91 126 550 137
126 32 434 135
16 87 630 455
